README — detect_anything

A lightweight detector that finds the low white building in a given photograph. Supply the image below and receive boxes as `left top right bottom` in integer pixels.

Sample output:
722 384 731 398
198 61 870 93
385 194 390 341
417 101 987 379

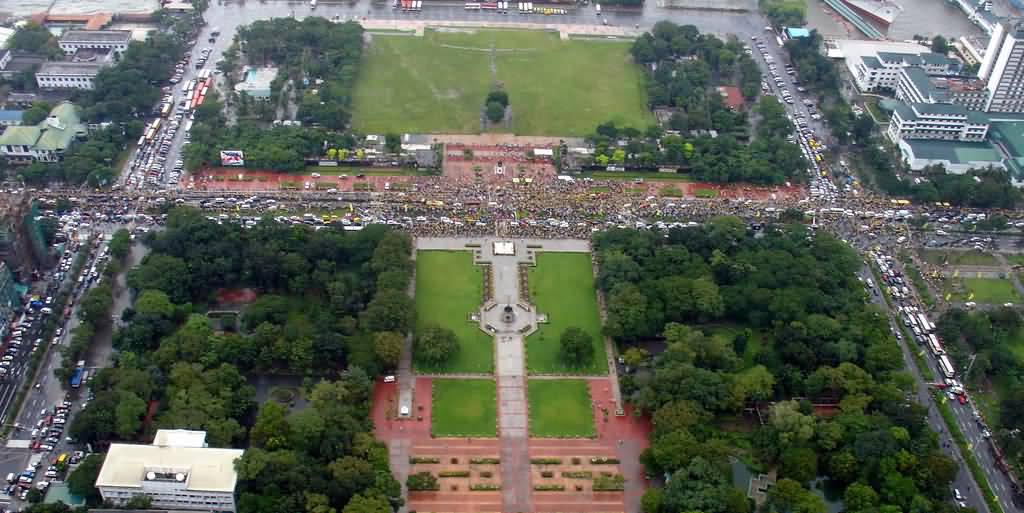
95 430 243 513
887 102 990 143
35 61 109 90
58 30 132 56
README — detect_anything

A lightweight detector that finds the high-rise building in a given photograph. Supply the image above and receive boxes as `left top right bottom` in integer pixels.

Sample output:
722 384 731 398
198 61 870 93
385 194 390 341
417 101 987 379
980 18 1024 112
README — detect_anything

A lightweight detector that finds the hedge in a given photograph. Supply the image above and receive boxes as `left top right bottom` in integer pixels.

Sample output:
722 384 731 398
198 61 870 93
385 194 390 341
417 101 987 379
534 484 565 491
531 458 562 465
409 457 441 464
439 471 471 478
470 483 501 491
562 471 593 479
470 457 501 464
590 457 620 464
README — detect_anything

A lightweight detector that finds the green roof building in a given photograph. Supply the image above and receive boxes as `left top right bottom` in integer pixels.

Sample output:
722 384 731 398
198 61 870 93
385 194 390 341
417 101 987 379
0 101 86 163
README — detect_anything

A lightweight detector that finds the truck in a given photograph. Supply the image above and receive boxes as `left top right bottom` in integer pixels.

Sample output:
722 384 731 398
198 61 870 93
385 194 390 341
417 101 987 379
69 360 86 388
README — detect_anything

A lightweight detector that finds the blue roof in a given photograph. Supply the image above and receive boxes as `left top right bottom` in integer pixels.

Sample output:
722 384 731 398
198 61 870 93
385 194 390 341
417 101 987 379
0 111 24 122
785 27 811 38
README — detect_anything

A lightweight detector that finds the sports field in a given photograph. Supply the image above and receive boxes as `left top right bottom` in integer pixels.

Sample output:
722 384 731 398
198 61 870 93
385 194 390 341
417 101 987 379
352 29 653 136
527 379 595 438
432 379 497 437
957 277 1021 304
526 252 606 374
415 251 494 373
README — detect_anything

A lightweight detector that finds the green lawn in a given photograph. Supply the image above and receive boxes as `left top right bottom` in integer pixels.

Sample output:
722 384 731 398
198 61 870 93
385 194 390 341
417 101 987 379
703 325 765 370
352 30 653 136
957 277 1021 304
922 249 1000 267
1004 254 1024 266
526 252 606 374
414 251 493 373
527 379 595 438
432 379 497 437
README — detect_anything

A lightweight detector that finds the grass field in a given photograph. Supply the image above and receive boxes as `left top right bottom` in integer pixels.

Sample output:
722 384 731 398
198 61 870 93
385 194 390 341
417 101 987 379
1004 254 1024 266
527 379 595 438
957 277 1021 304
703 325 766 369
415 251 494 373
432 379 497 437
526 252 606 374
352 30 653 136
922 249 1000 267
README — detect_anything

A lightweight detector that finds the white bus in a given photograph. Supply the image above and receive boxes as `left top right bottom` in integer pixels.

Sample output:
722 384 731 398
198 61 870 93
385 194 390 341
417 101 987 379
938 355 955 379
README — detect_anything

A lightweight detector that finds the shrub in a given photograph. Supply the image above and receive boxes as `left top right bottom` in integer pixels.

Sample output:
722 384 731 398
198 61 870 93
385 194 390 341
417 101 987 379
590 457 619 464
479 471 494 478
540 471 554 478
470 483 501 491
439 471 471 478
571 457 581 465
534 484 565 491
406 472 440 491
470 457 500 464
562 471 593 479
593 474 625 491
530 458 562 465
409 457 441 464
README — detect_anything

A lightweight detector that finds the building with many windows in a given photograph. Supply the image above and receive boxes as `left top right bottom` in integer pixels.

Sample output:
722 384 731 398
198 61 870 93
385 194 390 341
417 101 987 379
95 430 243 513
887 102 990 143
35 61 110 90
58 30 132 56
896 67 989 111
980 18 1024 113
0 102 86 163
852 49 960 92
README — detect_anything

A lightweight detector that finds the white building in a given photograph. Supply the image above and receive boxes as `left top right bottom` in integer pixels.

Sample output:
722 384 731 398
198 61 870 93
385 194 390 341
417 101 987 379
58 30 132 56
980 18 1024 113
887 102 990 143
35 61 109 90
853 50 960 92
896 66 989 111
95 430 243 513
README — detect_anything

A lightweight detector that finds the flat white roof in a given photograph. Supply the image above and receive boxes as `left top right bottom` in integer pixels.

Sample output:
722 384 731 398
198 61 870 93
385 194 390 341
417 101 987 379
96 443 243 493
533 148 554 156
152 429 206 448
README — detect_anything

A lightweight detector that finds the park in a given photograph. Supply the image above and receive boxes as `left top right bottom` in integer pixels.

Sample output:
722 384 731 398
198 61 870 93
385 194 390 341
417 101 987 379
351 29 653 136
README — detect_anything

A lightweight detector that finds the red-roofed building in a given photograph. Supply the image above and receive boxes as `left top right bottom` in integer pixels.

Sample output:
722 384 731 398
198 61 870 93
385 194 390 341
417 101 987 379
717 85 745 111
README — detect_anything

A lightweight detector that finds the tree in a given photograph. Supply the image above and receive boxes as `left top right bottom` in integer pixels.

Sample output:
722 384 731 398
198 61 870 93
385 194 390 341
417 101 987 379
931 35 950 54
779 447 818 484
486 90 509 107
374 331 404 369
67 454 104 505
406 471 439 491
342 493 391 513
251 401 290 449
384 133 401 154
329 456 376 498
415 324 459 366
559 326 595 367
486 101 505 123
108 228 131 260
360 289 413 333
79 282 113 325
25 488 43 503
114 391 147 439
22 102 52 125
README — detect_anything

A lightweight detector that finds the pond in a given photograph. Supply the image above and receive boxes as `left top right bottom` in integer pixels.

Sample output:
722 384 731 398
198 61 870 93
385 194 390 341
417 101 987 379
810 476 846 513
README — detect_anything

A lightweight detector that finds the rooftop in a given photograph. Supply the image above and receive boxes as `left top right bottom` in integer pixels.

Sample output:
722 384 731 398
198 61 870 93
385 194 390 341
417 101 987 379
96 442 243 493
0 111 24 122
36 61 108 76
152 429 207 449
0 102 86 151
905 138 1003 163
861 55 884 69
912 102 969 116
59 30 132 44
785 27 810 38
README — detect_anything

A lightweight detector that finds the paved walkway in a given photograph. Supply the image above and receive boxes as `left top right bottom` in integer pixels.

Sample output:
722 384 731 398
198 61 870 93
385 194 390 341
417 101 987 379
398 250 417 418
360 18 643 39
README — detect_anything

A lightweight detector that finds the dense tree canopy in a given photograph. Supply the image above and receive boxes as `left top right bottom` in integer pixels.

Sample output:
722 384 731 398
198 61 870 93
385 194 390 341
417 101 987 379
601 221 960 513
72 209 411 513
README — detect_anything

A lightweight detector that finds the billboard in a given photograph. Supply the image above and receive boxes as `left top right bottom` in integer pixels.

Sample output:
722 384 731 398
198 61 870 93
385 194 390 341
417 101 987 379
220 150 244 167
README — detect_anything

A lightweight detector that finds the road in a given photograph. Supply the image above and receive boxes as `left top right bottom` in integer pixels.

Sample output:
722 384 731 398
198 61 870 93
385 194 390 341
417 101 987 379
0 237 147 510
876 252 1024 513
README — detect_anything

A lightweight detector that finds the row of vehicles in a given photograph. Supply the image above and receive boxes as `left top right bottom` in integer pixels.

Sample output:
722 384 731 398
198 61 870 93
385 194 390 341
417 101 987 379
751 34 838 203
458 1 566 13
